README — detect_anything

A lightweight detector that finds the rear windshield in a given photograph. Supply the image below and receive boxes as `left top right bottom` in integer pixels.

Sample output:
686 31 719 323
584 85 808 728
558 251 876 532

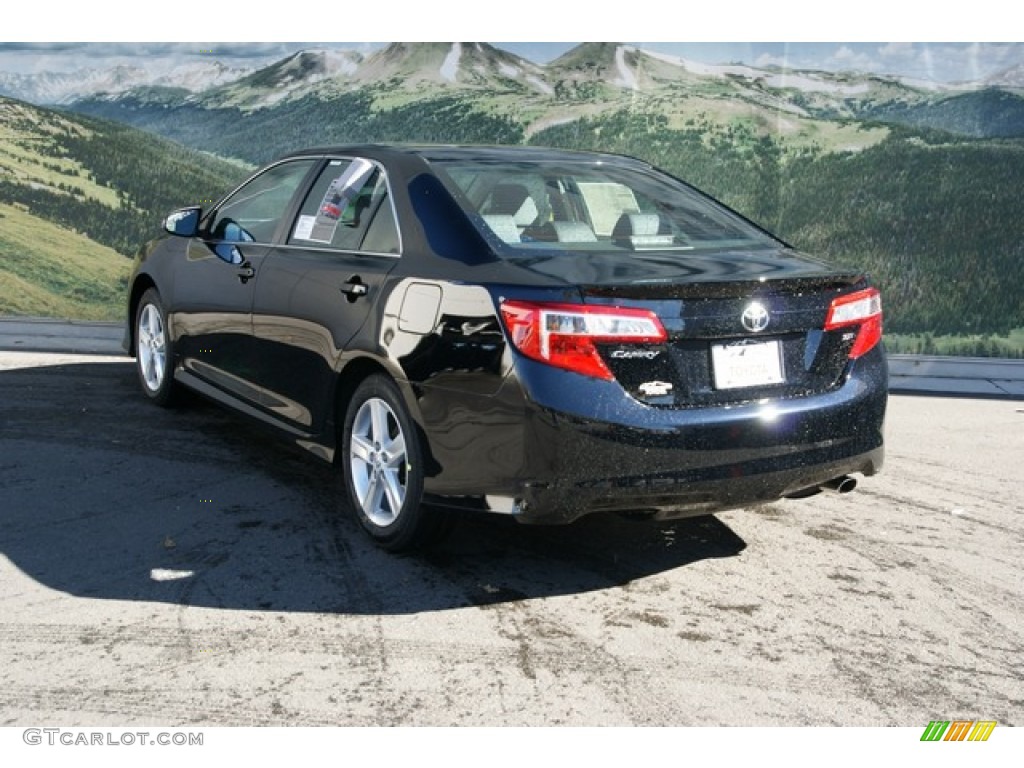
429 158 778 256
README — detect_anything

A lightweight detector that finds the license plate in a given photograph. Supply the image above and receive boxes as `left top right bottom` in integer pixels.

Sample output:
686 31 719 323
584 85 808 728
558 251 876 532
711 340 785 389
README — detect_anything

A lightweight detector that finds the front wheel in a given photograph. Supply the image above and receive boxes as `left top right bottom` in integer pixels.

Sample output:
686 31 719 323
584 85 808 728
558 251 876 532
135 288 178 406
341 375 446 552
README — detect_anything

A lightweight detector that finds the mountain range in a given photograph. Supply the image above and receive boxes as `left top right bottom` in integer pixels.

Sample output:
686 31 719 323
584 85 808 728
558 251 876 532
0 60 251 106
1 42 1022 340
4 43 1024 106
44 42 1024 158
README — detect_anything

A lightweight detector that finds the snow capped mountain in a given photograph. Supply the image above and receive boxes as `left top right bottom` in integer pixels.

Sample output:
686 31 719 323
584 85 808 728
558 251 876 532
547 42 625 85
985 63 1024 90
4 41 1018 123
352 42 548 93
152 60 255 91
202 49 363 108
640 49 764 80
0 43 557 109
241 49 361 87
0 61 253 105
0 66 146 105
547 43 738 92
188 43 552 109
549 43 905 98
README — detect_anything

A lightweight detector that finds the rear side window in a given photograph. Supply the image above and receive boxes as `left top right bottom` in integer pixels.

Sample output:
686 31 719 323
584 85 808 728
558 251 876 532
432 159 776 256
288 159 399 254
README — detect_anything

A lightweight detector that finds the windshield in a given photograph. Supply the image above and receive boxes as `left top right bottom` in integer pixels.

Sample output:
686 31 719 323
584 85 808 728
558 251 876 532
429 158 779 257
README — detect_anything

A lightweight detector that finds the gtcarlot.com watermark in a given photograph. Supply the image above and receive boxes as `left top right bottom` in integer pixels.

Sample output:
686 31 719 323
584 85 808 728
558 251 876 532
23 728 203 747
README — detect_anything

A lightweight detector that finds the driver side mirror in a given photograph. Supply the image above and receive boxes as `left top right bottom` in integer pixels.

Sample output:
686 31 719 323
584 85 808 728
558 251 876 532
164 207 202 238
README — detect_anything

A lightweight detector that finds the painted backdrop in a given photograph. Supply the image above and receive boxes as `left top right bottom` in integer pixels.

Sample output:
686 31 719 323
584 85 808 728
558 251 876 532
1 42 1022 356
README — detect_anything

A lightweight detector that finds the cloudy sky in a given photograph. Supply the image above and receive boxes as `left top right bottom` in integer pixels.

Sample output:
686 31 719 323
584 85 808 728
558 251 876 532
0 41 1021 84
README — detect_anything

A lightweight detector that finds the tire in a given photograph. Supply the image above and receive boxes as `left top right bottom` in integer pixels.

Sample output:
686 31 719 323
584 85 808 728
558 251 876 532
134 288 178 407
341 375 447 552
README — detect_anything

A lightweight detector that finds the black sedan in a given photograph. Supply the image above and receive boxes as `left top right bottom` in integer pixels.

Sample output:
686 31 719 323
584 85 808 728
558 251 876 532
125 144 887 551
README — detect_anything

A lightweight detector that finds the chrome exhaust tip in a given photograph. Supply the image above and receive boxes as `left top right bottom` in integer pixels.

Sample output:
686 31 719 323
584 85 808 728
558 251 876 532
819 475 857 494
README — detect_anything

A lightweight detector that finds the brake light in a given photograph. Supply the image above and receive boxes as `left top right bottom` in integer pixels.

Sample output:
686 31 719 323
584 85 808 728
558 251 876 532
825 288 883 359
500 300 667 380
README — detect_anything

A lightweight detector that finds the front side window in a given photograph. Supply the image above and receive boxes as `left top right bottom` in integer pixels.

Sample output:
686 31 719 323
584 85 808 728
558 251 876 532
432 159 778 256
205 159 316 245
288 159 399 254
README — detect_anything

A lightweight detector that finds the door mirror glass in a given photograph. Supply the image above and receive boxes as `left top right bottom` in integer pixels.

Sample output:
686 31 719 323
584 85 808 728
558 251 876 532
164 207 202 237
209 220 253 264
214 243 244 265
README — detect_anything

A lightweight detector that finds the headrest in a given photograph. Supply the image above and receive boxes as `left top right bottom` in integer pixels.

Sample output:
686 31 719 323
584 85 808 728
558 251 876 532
482 214 521 243
488 184 538 227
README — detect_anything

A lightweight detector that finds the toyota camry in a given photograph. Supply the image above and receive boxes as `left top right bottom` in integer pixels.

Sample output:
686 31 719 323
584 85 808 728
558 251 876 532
125 144 887 551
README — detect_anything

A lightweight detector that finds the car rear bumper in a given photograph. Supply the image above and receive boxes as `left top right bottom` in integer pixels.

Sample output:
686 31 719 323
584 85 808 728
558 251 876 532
419 346 887 524
511 443 883 524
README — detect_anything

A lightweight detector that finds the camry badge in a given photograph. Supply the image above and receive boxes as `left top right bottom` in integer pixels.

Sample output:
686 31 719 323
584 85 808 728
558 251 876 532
610 349 660 360
741 302 770 333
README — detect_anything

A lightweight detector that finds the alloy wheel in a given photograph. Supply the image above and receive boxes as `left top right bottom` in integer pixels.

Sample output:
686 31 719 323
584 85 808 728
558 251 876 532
348 397 408 527
137 302 167 392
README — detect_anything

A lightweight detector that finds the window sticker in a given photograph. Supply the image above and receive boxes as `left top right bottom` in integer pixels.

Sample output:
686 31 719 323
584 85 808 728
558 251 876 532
309 158 376 244
293 214 316 241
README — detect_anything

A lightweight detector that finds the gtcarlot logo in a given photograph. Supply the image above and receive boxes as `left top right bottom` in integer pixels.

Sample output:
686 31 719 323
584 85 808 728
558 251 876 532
23 728 203 747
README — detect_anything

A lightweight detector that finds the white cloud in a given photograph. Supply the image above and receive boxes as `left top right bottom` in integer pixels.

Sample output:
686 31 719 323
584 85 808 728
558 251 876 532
754 53 786 69
878 42 915 58
825 45 879 73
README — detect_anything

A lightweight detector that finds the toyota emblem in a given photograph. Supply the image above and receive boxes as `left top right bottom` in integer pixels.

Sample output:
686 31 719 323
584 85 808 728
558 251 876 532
741 302 770 333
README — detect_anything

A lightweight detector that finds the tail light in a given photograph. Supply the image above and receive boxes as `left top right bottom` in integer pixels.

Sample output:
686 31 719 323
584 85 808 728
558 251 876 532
500 300 667 380
825 287 883 359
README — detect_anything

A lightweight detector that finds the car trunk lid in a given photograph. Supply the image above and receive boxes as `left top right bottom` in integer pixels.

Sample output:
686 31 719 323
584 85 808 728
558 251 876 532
558 250 872 408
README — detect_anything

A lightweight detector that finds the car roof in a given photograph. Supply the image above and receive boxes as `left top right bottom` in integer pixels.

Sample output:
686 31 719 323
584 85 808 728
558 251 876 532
278 143 653 169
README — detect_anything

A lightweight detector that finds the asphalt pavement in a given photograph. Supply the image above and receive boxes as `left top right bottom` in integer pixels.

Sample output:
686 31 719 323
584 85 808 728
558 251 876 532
0 348 1021 726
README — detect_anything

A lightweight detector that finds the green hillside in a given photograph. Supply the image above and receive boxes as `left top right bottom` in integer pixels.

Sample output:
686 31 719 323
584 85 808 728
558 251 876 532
74 89 527 166
0 96 249 254
774 133 1024 335
868 89 1024 139
0 95 248 318
0 202 128 319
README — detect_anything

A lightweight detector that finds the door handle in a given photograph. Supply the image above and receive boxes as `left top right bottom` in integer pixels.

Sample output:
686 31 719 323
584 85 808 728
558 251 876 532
237 263 256 284
341 278 368 300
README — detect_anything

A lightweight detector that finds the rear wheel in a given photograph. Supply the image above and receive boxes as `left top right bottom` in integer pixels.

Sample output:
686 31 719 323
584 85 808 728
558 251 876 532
135 288 178 406
341 375 447 552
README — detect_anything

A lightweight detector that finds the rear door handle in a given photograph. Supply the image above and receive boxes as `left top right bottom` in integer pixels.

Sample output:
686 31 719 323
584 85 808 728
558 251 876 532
342 278 368 299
